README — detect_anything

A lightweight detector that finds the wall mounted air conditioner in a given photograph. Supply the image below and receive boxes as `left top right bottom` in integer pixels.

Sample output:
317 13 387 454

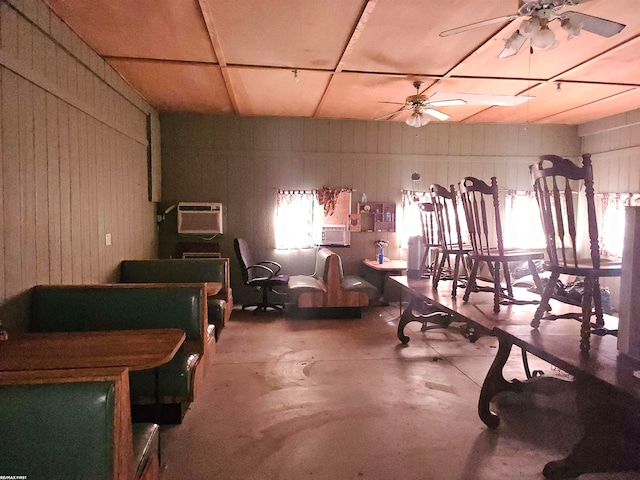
320 224 349 246
177 202 223 235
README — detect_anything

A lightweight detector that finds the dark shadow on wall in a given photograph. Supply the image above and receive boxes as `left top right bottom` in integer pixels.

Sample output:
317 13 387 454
0 290 32 333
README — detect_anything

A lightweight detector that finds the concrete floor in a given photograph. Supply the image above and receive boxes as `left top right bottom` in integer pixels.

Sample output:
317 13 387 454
159 305 640 480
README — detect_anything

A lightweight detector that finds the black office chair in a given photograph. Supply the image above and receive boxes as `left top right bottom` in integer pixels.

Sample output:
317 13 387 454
234 238 289 313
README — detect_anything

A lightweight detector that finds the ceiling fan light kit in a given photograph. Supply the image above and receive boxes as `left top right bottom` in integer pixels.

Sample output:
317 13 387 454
406 110 430 128
440 0 625 58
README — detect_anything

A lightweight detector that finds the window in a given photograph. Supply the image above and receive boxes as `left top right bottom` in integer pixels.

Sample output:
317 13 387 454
275 190 316 249
598 193 640 258
400 190 429 248
275 188 352 250
503 191 546 250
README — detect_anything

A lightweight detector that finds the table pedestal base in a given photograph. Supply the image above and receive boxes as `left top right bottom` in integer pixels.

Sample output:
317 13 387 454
480 333 640 479
397 296 454 344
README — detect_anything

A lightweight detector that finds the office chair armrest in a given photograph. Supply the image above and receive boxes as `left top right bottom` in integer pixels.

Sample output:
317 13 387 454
258 261 282 275
248 264 276 278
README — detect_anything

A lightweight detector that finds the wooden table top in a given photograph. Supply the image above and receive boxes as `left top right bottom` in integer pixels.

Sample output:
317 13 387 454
0 328 185 372
363 259 407 271
390 275 640 399
390 275 619 333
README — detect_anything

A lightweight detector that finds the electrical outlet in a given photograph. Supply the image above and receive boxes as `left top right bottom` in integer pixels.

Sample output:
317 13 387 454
105 233 112 246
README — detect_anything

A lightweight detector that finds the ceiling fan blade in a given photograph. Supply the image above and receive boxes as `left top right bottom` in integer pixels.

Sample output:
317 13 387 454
563 0 593 5
374 106 410 121
430 92 533 107
422 108 451 121
563 11 625 37
378 101 406 105
428 99 467 108
498 32 527 58
439 14 519 37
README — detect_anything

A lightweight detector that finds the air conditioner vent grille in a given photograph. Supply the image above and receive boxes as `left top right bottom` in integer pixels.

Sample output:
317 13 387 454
177 202 223 235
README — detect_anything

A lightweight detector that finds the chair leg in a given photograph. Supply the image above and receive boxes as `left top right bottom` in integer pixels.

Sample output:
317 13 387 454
463 259 481 302
502 261 514 298
419 246 430 278
493 260 501 314
451 253 462 298
591 276 604 328
531 270 560 328
433 252 446 288
527 259 544 295
581 276 595 353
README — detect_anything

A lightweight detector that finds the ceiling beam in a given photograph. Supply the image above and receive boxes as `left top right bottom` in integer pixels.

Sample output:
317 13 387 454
198 0 240 114
313 0 379 117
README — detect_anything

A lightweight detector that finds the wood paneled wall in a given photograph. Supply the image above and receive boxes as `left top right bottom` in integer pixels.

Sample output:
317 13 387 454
580 109 640 194
0 0 159 331
578 108 640 309
160 114 581 302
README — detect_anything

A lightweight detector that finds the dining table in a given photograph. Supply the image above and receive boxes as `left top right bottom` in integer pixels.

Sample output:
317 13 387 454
0 328 186 372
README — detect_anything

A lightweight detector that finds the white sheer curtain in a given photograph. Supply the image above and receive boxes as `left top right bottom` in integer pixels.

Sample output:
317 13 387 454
503 191 546 249
598 193 640 258
275 190 316 249
400 190 429 248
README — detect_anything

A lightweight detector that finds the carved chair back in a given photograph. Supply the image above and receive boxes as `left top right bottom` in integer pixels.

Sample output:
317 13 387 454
418 202 440 248
430 183 464 251
458 176 505 257
529 153 600 270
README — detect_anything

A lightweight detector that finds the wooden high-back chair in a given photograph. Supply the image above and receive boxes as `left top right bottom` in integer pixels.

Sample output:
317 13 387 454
458 176 544 313
429 183 471 297
529 153 621 352
418 202 441 277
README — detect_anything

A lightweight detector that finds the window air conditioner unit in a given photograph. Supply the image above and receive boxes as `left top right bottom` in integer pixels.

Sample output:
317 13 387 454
177 202 223 235
321 224 349 246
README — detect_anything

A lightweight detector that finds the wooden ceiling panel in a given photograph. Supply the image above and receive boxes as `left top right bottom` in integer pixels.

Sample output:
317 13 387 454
201 0 363 69
45 0 216 62
44 0 640 123
558 38 640 85
227 68 332 117
540 88 640 124
468 82 632 124
341 0 513 75
107 60 232 114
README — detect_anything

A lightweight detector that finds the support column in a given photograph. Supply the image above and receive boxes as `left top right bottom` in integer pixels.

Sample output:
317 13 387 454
618 206 640 360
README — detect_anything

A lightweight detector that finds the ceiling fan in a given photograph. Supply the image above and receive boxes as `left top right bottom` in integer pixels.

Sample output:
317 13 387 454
376 81 467 127
376 81 533 127
440 0 626 58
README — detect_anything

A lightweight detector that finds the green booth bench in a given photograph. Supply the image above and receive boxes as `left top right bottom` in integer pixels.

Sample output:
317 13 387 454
119 258 232 342
0 367 160 480
30 283 209 423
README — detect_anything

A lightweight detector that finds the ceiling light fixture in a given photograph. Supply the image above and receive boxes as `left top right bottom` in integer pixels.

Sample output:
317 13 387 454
405 109 430 128
560 17 583 39
531 25 557 50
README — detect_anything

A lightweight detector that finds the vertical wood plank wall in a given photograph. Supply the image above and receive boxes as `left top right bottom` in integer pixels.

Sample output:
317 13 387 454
580 110 640 194
160 114 583 302
0 0 159 330
578 110 640 306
